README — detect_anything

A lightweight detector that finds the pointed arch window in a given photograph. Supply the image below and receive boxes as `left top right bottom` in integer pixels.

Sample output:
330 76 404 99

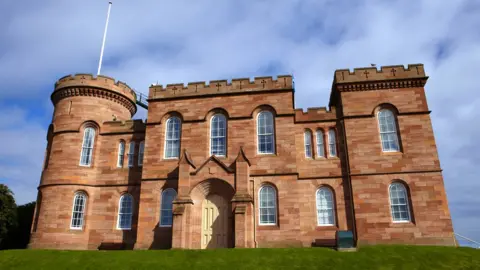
316 187 335 225
304 130 313 158
389 182 411 222
138 141 145 166
70 192 87 230
117 194 133 230
128 141 135 167
378 109 400 152
316 130 325 158
328 129 337 157
210 114 227 156
160 188 177 226
117 141 125 168
79 127 95 166
164 117 181 159
257 111 275 154
259 185 277 225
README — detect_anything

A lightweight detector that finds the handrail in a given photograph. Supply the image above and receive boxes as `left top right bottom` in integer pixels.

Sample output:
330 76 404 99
134 90 148 109
455 233 480 248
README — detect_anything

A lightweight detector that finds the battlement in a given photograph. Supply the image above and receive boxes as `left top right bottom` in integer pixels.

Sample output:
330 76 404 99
294 106 337 122
334 64 427 84
149 75 293 99
54 74 136 103
101 119 146 134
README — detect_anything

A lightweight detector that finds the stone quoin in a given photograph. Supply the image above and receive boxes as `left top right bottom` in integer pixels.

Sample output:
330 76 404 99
28 64 455 250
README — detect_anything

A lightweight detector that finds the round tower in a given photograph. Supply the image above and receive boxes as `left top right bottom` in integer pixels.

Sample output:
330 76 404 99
29 74 138 249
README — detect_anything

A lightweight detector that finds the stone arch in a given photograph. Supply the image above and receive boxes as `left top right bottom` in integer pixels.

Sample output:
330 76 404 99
372 103 400 116
251 104 277 118
160 111 184 124
189 178 235 249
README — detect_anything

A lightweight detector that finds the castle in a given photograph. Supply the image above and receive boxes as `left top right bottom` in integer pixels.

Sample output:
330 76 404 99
28 63 455 250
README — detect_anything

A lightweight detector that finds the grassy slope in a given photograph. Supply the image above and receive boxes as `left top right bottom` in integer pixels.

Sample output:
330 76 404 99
0 245 479 270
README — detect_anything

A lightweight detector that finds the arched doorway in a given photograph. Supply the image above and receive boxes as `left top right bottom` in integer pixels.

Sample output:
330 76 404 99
190 178 234 249
202 194 229 249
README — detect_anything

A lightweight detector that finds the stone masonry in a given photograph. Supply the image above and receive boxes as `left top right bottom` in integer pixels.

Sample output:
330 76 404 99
28 64 455 250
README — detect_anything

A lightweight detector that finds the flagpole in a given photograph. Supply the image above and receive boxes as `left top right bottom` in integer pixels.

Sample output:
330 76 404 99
97 2 112 75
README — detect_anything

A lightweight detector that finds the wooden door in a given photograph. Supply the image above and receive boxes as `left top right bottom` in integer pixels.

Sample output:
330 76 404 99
201 194 228 249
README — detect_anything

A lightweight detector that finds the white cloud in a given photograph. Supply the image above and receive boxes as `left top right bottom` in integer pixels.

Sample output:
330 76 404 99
0 0 479 243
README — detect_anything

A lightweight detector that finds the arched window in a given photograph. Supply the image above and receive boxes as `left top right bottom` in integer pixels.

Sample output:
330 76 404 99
79 127 95 166
328 129 337 157
304 130 313 158
257 111 275 154
160 188 177 226
128 141 136 167
210 114 227 156
259 185 277 225
378 109 400 152
316 187 335 225
389 182 411 222
138 141 145 166
117 141 125 168
117 194 133 229
316 130 325 158
164 117 181 158
70 192 87 230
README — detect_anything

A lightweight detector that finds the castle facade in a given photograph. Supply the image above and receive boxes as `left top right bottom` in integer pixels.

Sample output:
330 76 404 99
28 64 455 250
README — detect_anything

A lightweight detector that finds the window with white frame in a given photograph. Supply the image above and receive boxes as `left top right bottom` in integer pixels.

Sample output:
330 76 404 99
210 114 227 156
316 130 325 158
138 141 145 166
127 141 135 167
70 192 87 229
79 127 95 166
259 185 277 225
117 194 133 229
389 182 411 222
378 109 400 152
164 117 181 159
160 188 177 226
117 141 125 168
316 187 335 225
328 129 337 157
304 130 313 158
257 111 275 154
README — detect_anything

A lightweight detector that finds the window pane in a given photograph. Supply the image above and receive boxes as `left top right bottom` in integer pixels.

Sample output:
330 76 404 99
71 193 87 229
316 188 335 225
259 186 277 225
389 183 411 222
165 118 181 158
160 189 177 226
257 112 275 154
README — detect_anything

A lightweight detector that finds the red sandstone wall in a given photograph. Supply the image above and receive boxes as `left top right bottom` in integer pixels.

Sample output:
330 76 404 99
340 85 454 246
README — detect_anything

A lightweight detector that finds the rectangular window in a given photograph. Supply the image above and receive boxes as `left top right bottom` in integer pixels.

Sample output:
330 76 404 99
316 131 325 158
128 142 135 167
138 141 144 166
117 142 125 168
328 129 337 157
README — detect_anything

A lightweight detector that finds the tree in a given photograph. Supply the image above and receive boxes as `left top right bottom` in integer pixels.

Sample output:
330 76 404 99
4 202 36 249
0 184 17 249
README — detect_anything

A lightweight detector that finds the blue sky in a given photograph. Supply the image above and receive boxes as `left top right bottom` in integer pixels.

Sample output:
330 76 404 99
0 0 479 246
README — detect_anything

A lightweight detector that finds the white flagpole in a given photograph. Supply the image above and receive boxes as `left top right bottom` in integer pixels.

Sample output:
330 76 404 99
97 1 112 75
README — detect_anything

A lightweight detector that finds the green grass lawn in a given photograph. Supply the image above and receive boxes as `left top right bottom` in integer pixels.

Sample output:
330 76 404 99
1 245 479 270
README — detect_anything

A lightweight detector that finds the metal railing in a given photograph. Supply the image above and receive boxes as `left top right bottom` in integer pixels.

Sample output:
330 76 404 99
134 90 148 109
455 233 480 248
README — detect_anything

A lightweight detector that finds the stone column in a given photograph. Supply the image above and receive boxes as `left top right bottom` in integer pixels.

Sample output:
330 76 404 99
232 147 254 248
171 149 195 249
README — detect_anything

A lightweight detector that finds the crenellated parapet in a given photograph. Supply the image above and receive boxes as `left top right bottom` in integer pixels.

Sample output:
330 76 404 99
52 74 137 115
333 64 428 92
101 119 146 135
294 106 337 122
149 75 293 100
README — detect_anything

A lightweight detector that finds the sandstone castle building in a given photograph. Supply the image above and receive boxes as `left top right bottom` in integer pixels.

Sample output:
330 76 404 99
28 63 455 250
